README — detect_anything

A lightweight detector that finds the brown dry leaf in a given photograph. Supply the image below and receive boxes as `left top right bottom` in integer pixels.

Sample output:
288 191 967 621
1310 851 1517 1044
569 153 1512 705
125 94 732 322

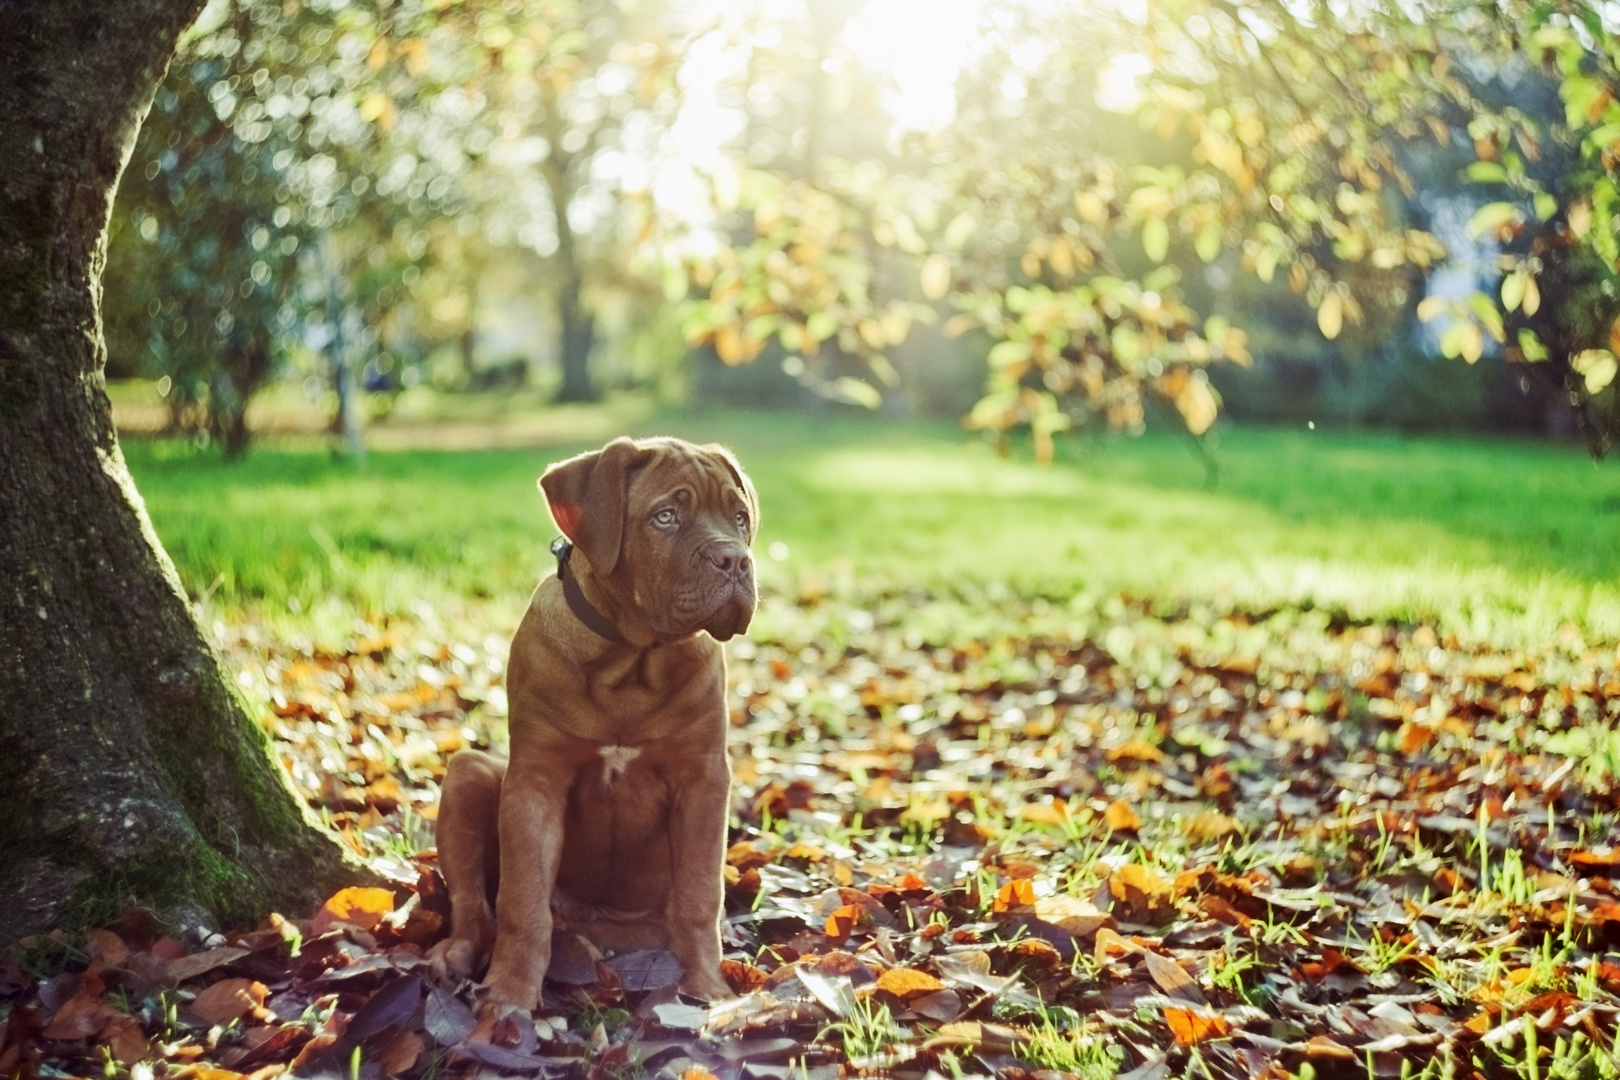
165 945 250 984
1032 894 1111 937
721 959 768 994
83 929 130 970
910 988 963 1021
43 994 116 1041
1164 1006 1229 1046
1104 799 1142 832
191 978 269 1027
1198 895 1252 930
874 967 946 998
376 1029 424 1077
105 1017 151 1065
1143 951 1204 1004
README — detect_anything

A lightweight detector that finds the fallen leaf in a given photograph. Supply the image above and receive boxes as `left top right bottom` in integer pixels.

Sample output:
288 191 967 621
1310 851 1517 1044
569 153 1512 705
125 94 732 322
312 886 396 934
1144 951 1205 1004
1304 1034 1356 1059
191 978 270 1027
605 949 682 991
346 975 422 1041
42 994 115 1041
873 967 945 998
909 988 963 1021
1032 894 1111 937
993 879 1036 911
824 905 861 939
376 1029 424 1076
165 945 250 984
1164 1006 1229 1046
1104 799 1142 831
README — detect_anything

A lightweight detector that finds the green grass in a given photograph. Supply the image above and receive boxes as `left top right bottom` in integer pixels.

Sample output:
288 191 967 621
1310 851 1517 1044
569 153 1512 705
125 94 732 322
119 410 1620 646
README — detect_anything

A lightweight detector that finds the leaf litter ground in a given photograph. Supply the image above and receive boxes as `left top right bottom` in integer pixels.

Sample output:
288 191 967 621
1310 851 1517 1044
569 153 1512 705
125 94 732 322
6 585 1620 1080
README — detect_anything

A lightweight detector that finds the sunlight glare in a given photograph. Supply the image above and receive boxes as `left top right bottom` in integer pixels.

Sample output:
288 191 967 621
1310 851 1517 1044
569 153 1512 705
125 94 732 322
843 0 993 131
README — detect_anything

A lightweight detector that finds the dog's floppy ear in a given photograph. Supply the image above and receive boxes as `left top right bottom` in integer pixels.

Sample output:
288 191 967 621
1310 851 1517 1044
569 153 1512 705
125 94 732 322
705 443 759 541
539 437 642 576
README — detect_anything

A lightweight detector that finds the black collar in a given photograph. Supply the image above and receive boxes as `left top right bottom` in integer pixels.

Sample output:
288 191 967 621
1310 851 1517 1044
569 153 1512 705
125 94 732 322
550 537 631 647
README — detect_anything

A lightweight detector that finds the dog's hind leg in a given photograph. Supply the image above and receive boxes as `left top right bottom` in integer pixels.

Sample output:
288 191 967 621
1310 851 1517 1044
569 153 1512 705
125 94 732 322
427 749 506 983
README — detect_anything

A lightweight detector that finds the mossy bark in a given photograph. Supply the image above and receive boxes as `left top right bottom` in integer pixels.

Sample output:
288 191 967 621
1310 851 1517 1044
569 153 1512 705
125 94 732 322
0 0 368 942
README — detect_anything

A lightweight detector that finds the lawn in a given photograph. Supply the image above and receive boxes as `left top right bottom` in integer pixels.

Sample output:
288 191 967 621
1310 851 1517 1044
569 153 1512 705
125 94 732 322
18 411 1620 1079
123 411 1620 647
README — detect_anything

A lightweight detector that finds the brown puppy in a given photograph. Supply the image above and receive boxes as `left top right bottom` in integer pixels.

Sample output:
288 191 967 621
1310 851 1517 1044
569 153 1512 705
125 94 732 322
427 436 757 1011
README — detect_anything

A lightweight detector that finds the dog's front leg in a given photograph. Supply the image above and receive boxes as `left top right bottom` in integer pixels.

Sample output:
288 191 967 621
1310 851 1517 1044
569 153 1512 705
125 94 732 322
663 759 732 1000
481 771 568 1016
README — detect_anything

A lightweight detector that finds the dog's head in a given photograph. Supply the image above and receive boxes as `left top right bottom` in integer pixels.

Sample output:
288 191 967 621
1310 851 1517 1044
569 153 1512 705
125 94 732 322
540 436 758 642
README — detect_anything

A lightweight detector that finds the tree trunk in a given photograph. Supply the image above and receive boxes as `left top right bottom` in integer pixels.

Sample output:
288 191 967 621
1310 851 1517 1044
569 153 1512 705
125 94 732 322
555 263 598 404
0 0 365 943
547 154 598 405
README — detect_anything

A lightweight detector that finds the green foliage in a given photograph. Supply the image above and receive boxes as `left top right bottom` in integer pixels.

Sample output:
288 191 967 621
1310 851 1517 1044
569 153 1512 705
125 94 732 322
658 0 1620 456
101 0 1620 456
107 0 687 454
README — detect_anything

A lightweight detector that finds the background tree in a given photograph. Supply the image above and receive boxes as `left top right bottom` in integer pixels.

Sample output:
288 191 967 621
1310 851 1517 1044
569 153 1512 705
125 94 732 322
0 0 364 941
670 0 1620 457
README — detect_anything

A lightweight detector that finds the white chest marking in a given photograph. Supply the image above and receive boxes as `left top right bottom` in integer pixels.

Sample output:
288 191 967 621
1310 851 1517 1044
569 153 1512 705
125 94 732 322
599 745 642 785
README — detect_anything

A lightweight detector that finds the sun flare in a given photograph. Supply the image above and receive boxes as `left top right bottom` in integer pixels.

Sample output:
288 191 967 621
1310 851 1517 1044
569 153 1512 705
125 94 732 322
842 0 994 130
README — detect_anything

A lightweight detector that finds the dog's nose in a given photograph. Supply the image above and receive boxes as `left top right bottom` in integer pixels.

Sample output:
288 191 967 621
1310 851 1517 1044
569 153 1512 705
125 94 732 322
703 543 752 576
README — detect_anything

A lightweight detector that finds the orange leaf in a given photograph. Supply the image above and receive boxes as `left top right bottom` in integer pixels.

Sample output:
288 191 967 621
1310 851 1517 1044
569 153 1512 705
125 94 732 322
993 879 1036 912
312 886 396 934
1570 848 1620 871
1304 1035 1355 1059
874 967 946 998
1093 926 1137 967
1103 799 1141 832
1017 801 1068 826
1105 740 1165 763
190 978 269 1026
1164 1006 1230 1047
825 905 861 940
1184 811 1237 842
681 1071 721 1080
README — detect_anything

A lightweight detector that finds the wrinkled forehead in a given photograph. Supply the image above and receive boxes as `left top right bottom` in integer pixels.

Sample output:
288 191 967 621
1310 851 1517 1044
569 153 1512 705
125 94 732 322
627 442 745 509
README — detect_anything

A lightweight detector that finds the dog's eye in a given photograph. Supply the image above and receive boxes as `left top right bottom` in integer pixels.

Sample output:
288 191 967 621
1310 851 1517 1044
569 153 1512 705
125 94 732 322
653 508 677 527
735 510 749 531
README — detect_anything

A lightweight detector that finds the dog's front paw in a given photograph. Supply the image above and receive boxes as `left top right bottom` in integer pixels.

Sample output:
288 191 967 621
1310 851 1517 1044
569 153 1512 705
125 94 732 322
477 973 543 1017
427 937 483 984
677 966 732 1002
